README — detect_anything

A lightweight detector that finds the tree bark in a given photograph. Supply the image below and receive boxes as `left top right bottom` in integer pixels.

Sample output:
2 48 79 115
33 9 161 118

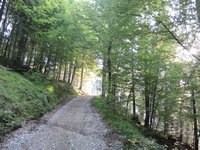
63 61 68 82
164 103 169 134
196 0 200 27
131 51 136 116
38 51 44 73
0 0 9 46
132 84 136 116
192 89 198 150
107 41 112 102
178 98 184 144
102 57 106 100
79 62 84 90
53 53 58 79
70 61 77 84
126 84 135 118
150 77 158 128
16 32 28 67
68 60 73 84
0 0 6 23
27 42 35 67
57 62 62 80
144 80 150 128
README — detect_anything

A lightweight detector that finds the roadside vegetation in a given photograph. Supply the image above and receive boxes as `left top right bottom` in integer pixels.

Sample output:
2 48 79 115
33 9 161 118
0 0 200 149
92 97 164 150
0 66 78 138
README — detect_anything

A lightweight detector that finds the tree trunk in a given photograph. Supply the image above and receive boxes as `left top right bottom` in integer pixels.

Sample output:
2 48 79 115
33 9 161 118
192 89 198 150
27 42 35 67
38 51 44 73
150 78 158 128
70 61 77 84
126 97 130 118
144 77 150 128
3 24 15 61
196 0 200 27
0 0 6 23
68 60 73 84
102 57 106 101
130 52 136 116
63 61 68 82
6 37 14 61
0 0 9 45
132 84 136 116
126 85 135 118
3 35 11 58
79 62 84 90
107 41 112 102
53 53 58 79
16 32 27 67
112 73 116 101
164 105 169 134
178 98 184 144
10 24 20 63
57 64 62 80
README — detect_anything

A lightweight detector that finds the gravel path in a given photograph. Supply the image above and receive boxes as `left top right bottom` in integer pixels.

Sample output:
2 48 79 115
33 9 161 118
0 96 122 150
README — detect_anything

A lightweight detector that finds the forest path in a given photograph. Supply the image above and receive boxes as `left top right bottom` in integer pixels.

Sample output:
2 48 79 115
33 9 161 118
1 96 122 150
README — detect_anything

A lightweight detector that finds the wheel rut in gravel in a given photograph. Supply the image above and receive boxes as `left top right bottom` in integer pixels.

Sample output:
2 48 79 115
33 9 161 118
0 96 122 150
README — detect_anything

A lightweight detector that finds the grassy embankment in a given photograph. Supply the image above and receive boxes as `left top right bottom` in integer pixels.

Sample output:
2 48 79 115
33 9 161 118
92 97 165 150
0 66 78 137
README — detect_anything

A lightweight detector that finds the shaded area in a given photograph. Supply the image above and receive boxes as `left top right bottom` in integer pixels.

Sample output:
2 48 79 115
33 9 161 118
1 97 122 150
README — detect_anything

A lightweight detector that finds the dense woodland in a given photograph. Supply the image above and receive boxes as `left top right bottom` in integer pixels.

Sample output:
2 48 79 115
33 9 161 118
0 0 200 149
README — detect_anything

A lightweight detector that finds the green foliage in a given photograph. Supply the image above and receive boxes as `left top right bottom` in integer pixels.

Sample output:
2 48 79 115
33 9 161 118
50 81 78 99
0 0 198 148
0 110 17 135
92 97 164 150
24 71 49 85
0 67 77 135
124 135 164 150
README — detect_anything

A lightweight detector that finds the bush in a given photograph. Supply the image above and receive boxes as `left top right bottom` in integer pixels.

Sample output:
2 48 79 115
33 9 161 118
0 110 16 135
24 71 48 85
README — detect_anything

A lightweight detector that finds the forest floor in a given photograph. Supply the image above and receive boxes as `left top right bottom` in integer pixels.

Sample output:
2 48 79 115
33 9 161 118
0 96 122 150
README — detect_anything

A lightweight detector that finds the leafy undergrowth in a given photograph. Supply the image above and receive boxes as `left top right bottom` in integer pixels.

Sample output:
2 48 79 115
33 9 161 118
92 97 165 150
0 67 78 137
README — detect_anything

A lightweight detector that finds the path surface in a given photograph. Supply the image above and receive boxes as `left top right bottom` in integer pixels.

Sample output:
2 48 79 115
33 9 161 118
0 96 122 150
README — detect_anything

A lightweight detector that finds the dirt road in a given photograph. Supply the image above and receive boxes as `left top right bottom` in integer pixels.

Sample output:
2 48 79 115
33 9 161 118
1 96 122 150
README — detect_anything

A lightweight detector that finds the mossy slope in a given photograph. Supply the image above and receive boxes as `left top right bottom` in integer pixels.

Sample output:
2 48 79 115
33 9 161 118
0 67 77 136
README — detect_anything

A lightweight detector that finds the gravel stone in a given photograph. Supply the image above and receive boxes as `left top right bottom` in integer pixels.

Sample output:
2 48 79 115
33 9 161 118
0 96 122 150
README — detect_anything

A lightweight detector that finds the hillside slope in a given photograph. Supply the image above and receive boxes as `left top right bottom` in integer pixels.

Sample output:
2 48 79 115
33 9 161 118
0 66 77 137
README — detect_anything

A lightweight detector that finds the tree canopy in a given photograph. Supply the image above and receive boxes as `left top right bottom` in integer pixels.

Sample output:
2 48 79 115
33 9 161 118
0 0 200 149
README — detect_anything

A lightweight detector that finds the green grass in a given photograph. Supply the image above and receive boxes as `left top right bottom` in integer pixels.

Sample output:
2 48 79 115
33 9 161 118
0 67 78 136
92 97 165 150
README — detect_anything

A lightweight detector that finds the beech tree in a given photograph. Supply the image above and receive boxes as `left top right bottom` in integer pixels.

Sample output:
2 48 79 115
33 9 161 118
0 0 200 149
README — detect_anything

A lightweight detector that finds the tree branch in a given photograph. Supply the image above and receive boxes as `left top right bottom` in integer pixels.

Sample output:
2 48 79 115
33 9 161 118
155 18 200 61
